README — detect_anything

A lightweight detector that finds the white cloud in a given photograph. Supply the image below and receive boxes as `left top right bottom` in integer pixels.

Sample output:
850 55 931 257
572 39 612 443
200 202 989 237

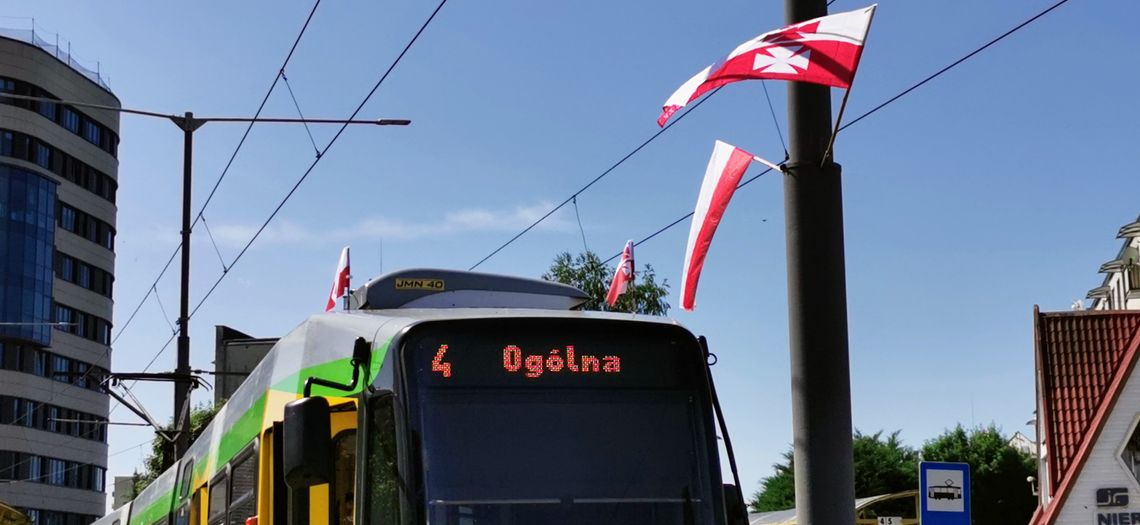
206 201 572 247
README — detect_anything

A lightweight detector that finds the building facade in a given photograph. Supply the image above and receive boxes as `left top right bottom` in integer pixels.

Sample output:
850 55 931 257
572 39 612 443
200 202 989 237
1088 216 1140 311
1030 310 1140 525
1031 216 1140 525
0 30 119 525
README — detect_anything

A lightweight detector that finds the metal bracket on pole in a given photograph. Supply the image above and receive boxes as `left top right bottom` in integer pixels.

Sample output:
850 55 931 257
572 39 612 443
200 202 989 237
101 372 207 444
170 114 205 133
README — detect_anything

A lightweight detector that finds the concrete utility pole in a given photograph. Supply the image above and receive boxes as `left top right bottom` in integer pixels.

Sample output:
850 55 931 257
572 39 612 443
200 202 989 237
782 0 856 523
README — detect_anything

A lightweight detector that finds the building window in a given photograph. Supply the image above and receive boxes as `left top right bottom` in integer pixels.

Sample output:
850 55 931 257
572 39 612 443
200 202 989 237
60 256 74 281
56 200 114 252
61 109 80 133
37 101 57 121
61 206 76 231
0 128 116 204
82 121 101 146
1122 419 1140 484
0 77 119 158
77 264 90 289
33 142 51 169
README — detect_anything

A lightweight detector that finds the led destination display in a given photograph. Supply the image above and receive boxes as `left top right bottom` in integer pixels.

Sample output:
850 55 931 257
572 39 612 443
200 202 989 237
406 319 700 389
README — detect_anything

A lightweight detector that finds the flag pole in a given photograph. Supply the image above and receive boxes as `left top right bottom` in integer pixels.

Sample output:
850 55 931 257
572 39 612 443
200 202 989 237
819 5 877 166
752 155 785 173
343 246 352 311
819 88 853 166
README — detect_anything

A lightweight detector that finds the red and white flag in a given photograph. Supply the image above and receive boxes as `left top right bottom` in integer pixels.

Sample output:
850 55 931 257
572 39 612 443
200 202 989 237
680 141 755 311
658 5 876 126
606 240 635 307
325 246 351 312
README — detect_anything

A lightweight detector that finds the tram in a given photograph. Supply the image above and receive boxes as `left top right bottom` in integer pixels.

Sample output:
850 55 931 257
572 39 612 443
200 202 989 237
94 269 747 525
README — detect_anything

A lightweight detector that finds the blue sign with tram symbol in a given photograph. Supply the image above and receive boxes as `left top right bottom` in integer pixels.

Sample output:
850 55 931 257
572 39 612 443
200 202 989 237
920 461 971 525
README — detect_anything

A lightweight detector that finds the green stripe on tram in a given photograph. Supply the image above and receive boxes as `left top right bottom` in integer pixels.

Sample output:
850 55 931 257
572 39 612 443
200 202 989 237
129 492 173 525
127 340 392 524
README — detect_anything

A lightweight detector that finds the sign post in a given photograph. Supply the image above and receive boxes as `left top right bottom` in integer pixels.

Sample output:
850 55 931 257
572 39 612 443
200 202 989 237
920 461 971 525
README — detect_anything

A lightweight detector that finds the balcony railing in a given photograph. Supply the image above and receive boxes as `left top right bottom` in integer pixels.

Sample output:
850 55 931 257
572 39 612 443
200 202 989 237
0 24 111 92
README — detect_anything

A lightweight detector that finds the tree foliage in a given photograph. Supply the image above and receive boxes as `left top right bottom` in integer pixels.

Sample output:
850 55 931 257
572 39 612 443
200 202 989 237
132 402 222 495
749 425 1037 525
542 251 670 315
751 449 796 512
921 424 1037 525
750 430 919 512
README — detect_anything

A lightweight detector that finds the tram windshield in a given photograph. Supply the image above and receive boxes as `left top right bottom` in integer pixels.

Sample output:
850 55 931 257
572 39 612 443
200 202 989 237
398 318 720 525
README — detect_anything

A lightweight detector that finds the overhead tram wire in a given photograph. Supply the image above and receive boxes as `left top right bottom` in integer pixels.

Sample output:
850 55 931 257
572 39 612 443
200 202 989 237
110 0 324 348
186 0 450 322
601 166 776 265
470 0 832 271
467 88 724 271
601 0 1073 264
839 0 1071 131
108 1 325 420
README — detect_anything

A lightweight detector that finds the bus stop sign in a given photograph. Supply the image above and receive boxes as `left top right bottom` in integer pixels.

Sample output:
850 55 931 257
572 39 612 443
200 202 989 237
920 461 970 525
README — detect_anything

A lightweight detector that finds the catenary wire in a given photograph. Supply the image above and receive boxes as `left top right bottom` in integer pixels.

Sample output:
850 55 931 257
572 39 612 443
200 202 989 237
281 72 322 157
110 0 323 347
199 214 230 273
601 166 776 265
572 196 590 254
601 0 1072 264
760 81 787 156
839 0 1069 131
467 88 723 271
187 0 449 322
151 285 177 334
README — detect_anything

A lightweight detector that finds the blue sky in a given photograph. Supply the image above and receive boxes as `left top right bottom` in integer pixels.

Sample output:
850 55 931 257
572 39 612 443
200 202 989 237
3 0 1136 507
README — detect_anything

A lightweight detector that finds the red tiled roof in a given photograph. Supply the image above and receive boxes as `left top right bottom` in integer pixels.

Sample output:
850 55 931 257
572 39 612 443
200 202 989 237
1032 308 1140 525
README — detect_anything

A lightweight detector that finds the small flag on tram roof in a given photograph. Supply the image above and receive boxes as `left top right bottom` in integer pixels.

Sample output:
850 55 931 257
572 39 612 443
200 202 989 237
325 246 351 312
658 5 876 127
606 240 636 307
680 141 756 311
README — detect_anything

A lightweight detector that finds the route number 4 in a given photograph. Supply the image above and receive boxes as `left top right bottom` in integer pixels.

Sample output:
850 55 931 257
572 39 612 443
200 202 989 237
877 518 903 525
431 345 452 378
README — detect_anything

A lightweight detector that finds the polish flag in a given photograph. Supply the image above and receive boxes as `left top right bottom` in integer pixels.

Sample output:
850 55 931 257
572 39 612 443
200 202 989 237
606 240 635 307
680 141 755 311
658 5 876 126
325 246 351 312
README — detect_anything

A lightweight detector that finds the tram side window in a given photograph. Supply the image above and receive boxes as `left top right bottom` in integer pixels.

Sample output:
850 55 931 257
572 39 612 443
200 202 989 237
175 461 194 525
174 504 189 525
366 396 400 525
180 461 195 500
208 472 229 525
228 445 259 525
332 432 357 525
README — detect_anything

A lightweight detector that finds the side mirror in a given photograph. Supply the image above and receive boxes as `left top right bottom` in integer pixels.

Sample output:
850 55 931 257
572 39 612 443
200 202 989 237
283 396 332 489
723 484 749 525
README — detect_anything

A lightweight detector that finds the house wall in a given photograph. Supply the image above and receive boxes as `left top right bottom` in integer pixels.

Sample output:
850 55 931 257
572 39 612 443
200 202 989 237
1054 364 1140 525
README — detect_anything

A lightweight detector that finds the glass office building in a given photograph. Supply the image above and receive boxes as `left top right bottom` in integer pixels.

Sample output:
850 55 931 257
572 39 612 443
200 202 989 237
0 29 120 524
0 165 56 346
